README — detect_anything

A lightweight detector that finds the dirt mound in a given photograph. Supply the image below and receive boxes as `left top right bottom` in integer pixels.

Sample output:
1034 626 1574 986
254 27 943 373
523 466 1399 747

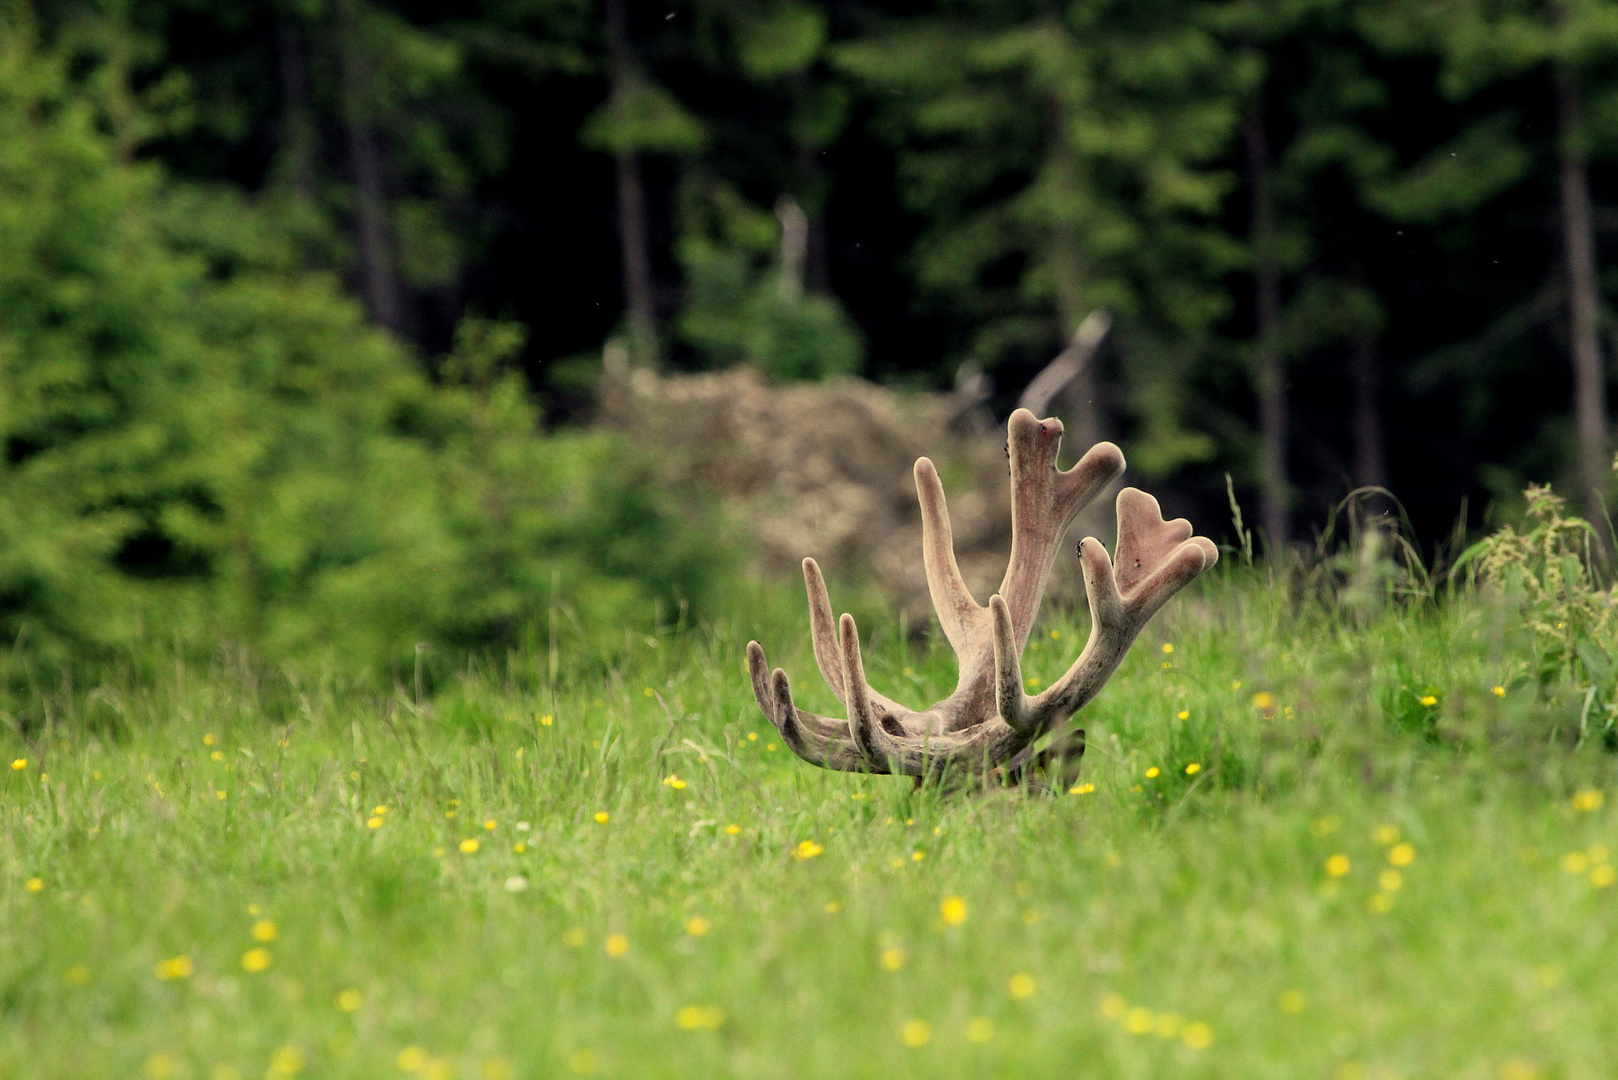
602 364 1102 621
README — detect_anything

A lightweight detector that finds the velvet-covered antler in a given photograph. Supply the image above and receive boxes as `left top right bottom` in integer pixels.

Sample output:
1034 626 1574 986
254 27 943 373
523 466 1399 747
745 408 1218 779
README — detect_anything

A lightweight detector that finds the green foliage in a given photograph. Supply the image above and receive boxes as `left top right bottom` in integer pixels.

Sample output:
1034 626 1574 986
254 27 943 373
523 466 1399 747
0 28 739 678
1 575 1615 1077
836 0 1249 475
676 181 863 380
1459 483 1618 740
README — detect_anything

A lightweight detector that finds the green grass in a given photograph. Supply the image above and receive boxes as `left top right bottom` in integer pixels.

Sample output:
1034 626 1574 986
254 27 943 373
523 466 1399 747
3 572 1616 1080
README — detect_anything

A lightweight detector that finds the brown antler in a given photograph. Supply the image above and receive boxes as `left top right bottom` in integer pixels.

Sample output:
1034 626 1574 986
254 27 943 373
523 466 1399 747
745 408 1218 779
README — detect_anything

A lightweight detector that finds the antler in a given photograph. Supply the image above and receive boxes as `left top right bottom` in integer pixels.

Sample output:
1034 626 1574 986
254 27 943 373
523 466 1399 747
745 408 1218 779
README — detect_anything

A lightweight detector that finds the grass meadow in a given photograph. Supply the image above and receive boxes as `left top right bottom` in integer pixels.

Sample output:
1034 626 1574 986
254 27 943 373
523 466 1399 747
3 569 1615 1080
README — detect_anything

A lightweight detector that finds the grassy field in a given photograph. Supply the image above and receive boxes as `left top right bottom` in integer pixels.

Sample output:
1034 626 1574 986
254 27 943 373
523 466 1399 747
3 569 1615 1080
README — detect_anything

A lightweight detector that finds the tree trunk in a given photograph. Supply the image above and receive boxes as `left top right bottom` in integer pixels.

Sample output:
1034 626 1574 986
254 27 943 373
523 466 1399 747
1246 110 1287 551
274 13 317 200
1349 334 1385 491
338 2 401 332
1555 64 1610 537
605 0 656 365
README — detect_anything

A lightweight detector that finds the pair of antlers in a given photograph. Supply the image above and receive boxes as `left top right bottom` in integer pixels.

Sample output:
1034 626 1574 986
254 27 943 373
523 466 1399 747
746 408 1218 778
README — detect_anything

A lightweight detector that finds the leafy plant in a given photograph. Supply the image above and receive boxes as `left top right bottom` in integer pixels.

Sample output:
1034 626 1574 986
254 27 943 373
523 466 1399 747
1456 483 1618 740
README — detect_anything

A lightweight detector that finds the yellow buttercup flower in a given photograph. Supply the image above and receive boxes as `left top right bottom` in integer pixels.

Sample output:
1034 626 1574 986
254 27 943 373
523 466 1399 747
1325 854 1350 877
1185 762 1201 775
675 1005 725 1030
1009 973 1036 999
685 916 710 937
792 840 824 861
724 824 740 835
10 759 25 771
460 838 480 854
397 1047 428 1071
1177 710 1190 720
661 774 687 790
484 819 497 831
24 877 43 892
1492 685 1506 697
593 811 609 824
1125 1006 1153 1034
1419 695 1438 707
1388 842 1415 867
940 896 967 925
1145 767 1161 779
1182 1021 1213 1049
881 947 906 971
335 988 363 1011
252 920 278 942
900 1020 931 1047
367 816 384 829
1069 782 1095 794
241 948 272 972
1161 643 1174 654
604 934 629 958
1572 788 1604 812
154 956 193 980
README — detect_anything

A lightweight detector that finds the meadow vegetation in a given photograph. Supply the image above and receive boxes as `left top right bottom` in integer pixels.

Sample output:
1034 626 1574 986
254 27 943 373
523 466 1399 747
4 553 1616 1080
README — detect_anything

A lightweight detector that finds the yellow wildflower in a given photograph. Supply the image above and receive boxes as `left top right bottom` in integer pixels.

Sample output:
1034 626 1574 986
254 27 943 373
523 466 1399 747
941 896 967 925
685 916 710 936
1279 989 1306 1014
1099 993 1127 1019
155 956 193 980
792 840 824 861
900 1020 931 1047
1492 685 1506 697
675 1005 725 1030
1182 1022 1213 1049
241 948 272 972
1373 824 1400 845
1325 854 1351 877
561 928 585 947
540 715 554 726
24 877 43 893
335 989 363 1011
367 816 384 829
604 934 629 958
1070 783 1095 795
484 819 497 831
267 1046 303 1076
1419 695 1438 707
1592 865 1615 887
397 1047 428 1071
1125 1007 1153 1034
1388 842 1415 866
460 838 480 854
252 920 278 942
1185 762 1202 775
10 759 25 771
594 811 609 824
1379 869 1403 891
1572 788 1605 812
1252 691 1276 711
1145 767 1161 779
1177 710 1189 720
1009 973 1036 999
1162 643 1174 654
724 824 740 835
966 1017 995 1043
881 947 906 971
661 774 687 790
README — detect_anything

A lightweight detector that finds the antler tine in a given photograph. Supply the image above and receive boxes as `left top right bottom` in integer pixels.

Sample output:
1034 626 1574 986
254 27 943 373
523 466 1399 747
1031 493 1218 728
769 665 871 773
802 559 846 703
838 613 901 773
914 458 984 656
989 594 1034 733
998 409 1125 653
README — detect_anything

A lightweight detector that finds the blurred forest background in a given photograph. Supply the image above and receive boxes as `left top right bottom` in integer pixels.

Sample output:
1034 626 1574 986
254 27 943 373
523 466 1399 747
5 0 1618 678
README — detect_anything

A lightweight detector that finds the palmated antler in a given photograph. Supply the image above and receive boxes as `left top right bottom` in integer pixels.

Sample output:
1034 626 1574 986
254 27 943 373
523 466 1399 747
746 408 1218 779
